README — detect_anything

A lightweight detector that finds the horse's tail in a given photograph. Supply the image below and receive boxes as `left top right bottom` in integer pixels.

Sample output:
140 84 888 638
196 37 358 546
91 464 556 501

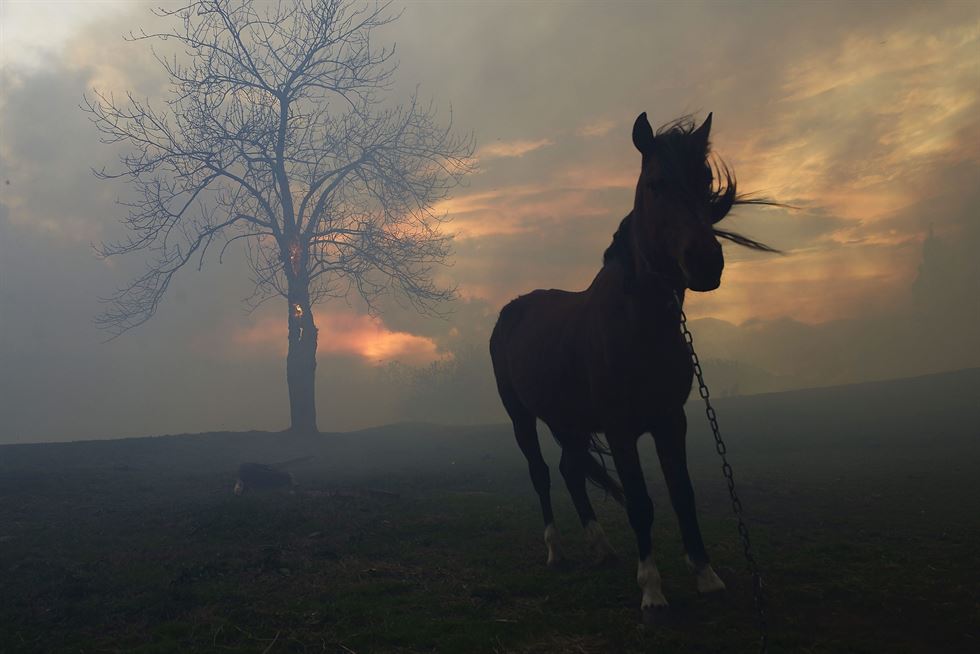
586 434 625 506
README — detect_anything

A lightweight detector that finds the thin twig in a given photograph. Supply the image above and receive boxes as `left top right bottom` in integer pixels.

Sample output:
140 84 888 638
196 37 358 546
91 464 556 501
261 631 280 654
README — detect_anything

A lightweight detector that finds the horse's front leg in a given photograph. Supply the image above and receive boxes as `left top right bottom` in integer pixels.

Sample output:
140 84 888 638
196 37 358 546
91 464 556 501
608 430 667 622
653 409 726 594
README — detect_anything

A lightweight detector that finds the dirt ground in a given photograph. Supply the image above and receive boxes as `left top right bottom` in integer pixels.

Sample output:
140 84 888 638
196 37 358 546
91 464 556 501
2 370 978 653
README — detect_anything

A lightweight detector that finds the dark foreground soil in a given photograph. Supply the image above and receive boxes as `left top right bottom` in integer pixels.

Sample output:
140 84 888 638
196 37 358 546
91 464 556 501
2 369 979 653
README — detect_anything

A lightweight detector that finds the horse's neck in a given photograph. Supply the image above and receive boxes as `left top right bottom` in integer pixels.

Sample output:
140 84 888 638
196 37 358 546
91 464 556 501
601 211 685 302
590 260 683 329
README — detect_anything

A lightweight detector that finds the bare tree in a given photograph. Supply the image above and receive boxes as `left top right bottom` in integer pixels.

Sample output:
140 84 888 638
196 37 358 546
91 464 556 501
84 0 473 433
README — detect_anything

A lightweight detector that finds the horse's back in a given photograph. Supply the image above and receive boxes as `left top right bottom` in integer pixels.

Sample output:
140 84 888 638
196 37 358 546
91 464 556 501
490 288 589 422
490 288 584 357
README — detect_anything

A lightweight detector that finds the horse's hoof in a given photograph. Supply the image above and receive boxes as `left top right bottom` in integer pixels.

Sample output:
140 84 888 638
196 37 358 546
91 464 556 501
641 604 670 626
695 565 727 595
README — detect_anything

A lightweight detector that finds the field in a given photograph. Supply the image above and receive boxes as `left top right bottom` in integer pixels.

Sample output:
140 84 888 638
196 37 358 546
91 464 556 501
1 369 979 653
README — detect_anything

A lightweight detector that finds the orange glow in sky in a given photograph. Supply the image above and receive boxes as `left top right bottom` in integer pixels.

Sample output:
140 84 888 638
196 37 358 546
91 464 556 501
231 311 444 366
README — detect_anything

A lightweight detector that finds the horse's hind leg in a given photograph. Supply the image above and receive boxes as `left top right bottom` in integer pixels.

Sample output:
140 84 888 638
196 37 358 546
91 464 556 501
510 414 563 567
653 409 725 594
557 442 616 565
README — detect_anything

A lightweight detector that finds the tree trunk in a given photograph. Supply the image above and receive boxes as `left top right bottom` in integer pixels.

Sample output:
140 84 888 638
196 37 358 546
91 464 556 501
286 276 319 433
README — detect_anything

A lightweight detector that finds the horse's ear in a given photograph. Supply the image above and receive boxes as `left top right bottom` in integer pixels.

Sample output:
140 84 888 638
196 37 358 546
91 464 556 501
693 112 712 150
632 112 655 155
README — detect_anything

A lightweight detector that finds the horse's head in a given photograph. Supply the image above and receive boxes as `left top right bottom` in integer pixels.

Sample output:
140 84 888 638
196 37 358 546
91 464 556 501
629 112 768 293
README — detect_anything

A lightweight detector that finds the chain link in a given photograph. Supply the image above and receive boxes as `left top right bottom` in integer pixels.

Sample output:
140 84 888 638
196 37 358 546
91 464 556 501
674 291 769 654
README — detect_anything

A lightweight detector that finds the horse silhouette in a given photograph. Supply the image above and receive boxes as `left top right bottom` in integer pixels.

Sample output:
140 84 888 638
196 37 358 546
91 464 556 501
489 112 776 622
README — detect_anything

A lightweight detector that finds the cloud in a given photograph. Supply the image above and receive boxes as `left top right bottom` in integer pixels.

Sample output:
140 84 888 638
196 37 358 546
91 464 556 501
477 138 553 159
228 310 445 367
728 21 979 226
0 1 133 71
3 1 980 441
437 181 618 239
577 118 617 138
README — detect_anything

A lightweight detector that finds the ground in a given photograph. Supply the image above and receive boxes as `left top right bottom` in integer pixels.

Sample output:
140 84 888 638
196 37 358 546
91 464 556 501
1 369 978 653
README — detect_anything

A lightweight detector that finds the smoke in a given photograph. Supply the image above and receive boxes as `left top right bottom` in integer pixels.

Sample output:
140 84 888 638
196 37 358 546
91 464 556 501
1 1 978 442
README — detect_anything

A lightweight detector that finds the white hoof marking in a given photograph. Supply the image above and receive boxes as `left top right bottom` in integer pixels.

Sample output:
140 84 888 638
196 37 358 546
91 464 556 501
685 555 726 593
637 555 668 608
696 565 726 593
544 523 564 567
584 520 616 561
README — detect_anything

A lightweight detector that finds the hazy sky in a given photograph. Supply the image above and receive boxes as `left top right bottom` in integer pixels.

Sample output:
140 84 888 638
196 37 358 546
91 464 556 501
1 1 978 442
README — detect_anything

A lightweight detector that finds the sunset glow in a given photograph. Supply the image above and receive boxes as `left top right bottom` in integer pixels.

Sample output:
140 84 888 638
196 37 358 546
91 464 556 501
1 0 977 441
231 311 444 366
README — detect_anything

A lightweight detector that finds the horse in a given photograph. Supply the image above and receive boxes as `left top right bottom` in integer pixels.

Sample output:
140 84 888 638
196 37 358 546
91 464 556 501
489 112 776 622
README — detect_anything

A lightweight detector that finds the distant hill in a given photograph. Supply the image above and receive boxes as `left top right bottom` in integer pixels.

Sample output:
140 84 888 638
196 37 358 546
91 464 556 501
706 366 980 448
1 367 977 486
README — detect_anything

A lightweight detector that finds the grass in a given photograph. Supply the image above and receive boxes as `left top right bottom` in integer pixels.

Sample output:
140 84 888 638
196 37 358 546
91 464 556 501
1 370 979 653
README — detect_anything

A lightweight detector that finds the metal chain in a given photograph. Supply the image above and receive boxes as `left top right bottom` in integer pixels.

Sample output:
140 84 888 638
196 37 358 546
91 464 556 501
674 291 769 654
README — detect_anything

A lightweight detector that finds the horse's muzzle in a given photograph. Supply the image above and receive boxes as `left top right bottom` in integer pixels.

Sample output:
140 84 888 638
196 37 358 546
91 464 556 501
688 275 721 292
683 243 723 292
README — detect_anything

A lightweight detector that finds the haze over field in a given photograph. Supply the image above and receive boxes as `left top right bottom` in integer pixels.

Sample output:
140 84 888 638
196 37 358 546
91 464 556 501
1 0 978 442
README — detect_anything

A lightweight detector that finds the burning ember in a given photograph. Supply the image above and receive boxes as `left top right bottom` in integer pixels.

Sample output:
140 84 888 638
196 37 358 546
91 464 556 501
288 241 302 275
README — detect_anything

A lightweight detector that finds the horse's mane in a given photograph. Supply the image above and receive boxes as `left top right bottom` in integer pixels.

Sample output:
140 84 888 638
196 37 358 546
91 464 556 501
602 213 634 267
601 212 650 292
603 115 780 268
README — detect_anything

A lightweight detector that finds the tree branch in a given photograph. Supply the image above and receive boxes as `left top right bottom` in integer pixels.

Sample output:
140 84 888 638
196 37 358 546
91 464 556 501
88 0 473 338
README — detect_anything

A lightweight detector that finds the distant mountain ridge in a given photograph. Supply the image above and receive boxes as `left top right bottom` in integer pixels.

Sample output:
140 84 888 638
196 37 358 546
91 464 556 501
1 365 976 451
